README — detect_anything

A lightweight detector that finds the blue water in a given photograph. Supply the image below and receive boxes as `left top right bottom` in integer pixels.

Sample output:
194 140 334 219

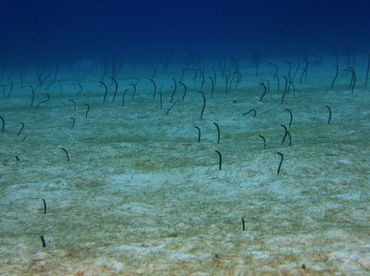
0 1 369 274
1 0 369 61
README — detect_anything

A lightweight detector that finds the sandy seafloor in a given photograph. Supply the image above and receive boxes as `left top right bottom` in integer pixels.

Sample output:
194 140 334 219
0 54 369 275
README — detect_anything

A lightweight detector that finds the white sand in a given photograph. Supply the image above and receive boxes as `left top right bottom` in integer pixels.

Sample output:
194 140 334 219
0 54 369 275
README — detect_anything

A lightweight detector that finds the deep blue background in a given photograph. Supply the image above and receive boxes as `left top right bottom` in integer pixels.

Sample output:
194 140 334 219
0 0 369 62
